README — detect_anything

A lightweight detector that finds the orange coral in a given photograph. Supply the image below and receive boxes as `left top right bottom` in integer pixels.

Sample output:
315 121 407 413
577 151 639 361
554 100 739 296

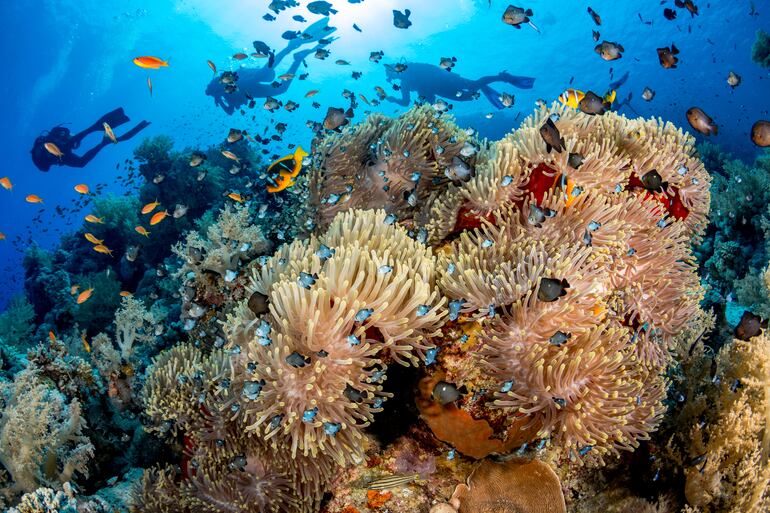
451 458 566 513
366 490 393 509
416 372 537 459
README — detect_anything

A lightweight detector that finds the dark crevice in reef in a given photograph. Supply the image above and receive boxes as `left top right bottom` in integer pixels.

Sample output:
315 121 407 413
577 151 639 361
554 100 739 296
368 363 422 447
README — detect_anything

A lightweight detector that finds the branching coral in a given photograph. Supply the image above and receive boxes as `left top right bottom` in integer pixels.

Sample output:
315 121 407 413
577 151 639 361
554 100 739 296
0 370 94 494
173 203 272 283
307 105 479 229
681 332 770 512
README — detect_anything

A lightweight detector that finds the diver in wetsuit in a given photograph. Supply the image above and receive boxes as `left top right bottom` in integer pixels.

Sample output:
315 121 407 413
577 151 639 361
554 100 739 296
30 107 150 172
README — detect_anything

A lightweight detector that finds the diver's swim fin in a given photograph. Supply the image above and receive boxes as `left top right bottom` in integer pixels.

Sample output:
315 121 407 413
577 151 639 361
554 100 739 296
497 71 536 89
480 85 506 110
98 108 130 128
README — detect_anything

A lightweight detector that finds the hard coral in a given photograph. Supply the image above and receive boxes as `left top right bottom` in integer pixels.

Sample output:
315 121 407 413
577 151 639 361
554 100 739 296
451 458 566 513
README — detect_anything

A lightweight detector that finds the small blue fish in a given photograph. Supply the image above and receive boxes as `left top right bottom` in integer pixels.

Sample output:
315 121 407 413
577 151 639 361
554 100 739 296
373 397 384 408
587 220 601 231
324 422 341 435
384 213 397 225
481 239 494 248
488 303 496 318
627 247 636 256
501 381 514 393
298 272 318 289
269 414 284 429
447 449 456 460
378 265 393 275
302 408 318 423
256 320 271 338
316 244 335 260
355 308 374 322
347 334 361 346
579 445 593 456
501 175 513 186
242 380 264 401
285 351 311 368
410 172 422 182
425 347 439 365
549 331 571 346
448 299 464 321
446 262 456 275
416 304 431 316
553 397 567 407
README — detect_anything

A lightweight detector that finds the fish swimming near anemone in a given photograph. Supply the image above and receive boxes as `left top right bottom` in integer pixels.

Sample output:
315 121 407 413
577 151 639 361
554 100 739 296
686 107 718 135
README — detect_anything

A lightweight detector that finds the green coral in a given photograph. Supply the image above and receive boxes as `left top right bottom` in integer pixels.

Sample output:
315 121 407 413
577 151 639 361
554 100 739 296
0 296 35 350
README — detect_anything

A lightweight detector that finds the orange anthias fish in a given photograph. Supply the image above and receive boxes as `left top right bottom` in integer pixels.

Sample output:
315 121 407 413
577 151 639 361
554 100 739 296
266 146 309 193
81 333 91 353
0 177 12 190
221 150 240 162
119 291 133 297
305 89 320 98
227 192 245 203
26 194 43 204
103 123 118 143
74 184 90 194
133 56 169 69
85 214 105 224
135 226 150 237
141 199 161 214
84 233 103 245
93 245 114 256
77 288 94 304
70 285 80 295
0 232 5 241
49 331 57 342
150 210 170 225
44 142 64 158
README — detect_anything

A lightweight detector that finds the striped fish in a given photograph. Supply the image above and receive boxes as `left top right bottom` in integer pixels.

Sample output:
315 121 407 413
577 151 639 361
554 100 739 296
367 473 419 490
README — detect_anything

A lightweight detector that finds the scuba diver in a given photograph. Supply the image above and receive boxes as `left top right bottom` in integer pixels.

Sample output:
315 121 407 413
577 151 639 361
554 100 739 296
206 17 337 115
31 107 150 172
383 62 536 110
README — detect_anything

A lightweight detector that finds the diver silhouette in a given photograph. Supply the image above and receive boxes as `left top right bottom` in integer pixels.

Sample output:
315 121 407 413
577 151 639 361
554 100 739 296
31 107 150 172
206 17 337 115
383 62 536 110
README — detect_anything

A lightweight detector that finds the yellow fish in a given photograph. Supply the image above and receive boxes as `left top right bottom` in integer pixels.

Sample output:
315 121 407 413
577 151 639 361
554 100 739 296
227 192 245 203
84 233 103 245
93 245 114 257
266 146 309 193
558 89 585 109
103 123 118 143
77 288 94 304
85 214 105 224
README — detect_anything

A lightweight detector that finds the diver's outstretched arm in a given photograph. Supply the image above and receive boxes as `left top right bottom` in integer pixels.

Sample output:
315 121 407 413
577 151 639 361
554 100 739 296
385 86 411 107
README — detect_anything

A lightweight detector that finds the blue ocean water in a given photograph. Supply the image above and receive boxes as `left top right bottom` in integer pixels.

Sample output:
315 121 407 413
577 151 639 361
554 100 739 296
0 0 767 309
